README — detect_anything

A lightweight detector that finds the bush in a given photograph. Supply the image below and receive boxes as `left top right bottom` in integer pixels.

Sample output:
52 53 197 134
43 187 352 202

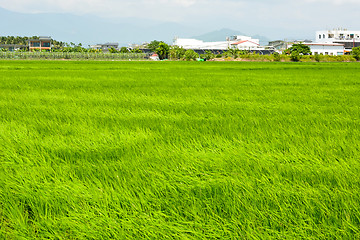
130 48 143 53
351 46 360 61
108 47 119 53
120 47 129 53
290 51 301 62
204 50 215 60
169 46 186 60
272 52 281 62
184 49 198 61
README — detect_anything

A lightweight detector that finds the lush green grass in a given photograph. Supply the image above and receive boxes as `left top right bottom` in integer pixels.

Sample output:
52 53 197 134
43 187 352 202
0 61 359 239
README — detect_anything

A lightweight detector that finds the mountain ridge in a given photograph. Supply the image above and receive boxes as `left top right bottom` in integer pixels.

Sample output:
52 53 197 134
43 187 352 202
0 8 271 46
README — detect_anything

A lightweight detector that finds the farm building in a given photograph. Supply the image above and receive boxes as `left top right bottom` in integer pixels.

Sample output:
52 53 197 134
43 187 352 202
174 35 262 51
304 43 345 56
29 36 52 51
230 39 260 50
173 38 229 50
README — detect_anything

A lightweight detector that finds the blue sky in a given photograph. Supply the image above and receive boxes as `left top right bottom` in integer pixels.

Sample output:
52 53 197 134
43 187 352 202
1 0 360 40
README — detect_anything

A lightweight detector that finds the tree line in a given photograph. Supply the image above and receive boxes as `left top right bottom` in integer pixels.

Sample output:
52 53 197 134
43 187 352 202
1 36 359 61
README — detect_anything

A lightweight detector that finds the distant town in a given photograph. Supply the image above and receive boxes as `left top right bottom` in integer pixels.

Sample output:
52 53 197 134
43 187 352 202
1 28 360 60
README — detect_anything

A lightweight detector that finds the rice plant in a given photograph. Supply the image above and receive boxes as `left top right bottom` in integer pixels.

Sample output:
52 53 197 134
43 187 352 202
0 61 359 239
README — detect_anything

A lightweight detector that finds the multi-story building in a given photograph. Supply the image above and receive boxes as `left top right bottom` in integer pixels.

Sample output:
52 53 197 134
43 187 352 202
28 36 52 51
316 28 360 52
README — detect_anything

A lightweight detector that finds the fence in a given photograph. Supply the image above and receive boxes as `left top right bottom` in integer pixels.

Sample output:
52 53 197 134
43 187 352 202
0 52 147 60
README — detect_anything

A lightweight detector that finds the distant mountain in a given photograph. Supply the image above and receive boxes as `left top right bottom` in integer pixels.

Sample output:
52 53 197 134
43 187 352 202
0 7 201 46
0 8 273 47
192 28 270 46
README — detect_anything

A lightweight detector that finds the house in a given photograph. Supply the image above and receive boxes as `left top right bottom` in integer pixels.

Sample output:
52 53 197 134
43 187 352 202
268 40 288 51
149 53 160 61
316 28 360 52
0 44 27 51
230 39 260 50
90 43 119 52
28 36 52 51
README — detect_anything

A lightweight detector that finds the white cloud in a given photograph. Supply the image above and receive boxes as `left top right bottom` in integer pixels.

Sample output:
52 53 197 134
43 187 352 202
304 0 360 4
0 0 359 40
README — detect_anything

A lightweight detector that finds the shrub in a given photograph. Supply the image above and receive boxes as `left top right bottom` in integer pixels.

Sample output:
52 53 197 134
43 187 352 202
290 51 301 62
169 46 186 60
184 49 198 61
272 52 281 62
130 48 143 53
108 47 119 53
204 50 215 60
120 47 129 53
351 46 360 61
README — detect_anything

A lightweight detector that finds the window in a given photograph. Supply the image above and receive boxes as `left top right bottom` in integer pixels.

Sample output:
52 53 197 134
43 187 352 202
325 52 329 55
31 42 40 47
323 34 325 38
42 42 50 47
319 35 321 39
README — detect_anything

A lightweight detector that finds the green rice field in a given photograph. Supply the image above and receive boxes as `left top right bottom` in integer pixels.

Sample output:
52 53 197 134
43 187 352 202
0 61 359 239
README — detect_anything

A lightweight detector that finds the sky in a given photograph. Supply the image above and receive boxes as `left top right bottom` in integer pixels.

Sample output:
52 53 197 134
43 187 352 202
0 0 360 40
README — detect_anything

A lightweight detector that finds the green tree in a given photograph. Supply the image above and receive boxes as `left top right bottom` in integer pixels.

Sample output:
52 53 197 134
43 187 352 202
120 47 129 53
147 40 163 52
169 46 186 60
287 43 311 55
351 46 360 61
156 42 170 60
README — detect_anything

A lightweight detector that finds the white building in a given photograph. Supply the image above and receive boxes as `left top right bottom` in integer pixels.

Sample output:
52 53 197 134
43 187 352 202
174 35 263 50
173 38 229 50
316 28 360 52
305 43 344 56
